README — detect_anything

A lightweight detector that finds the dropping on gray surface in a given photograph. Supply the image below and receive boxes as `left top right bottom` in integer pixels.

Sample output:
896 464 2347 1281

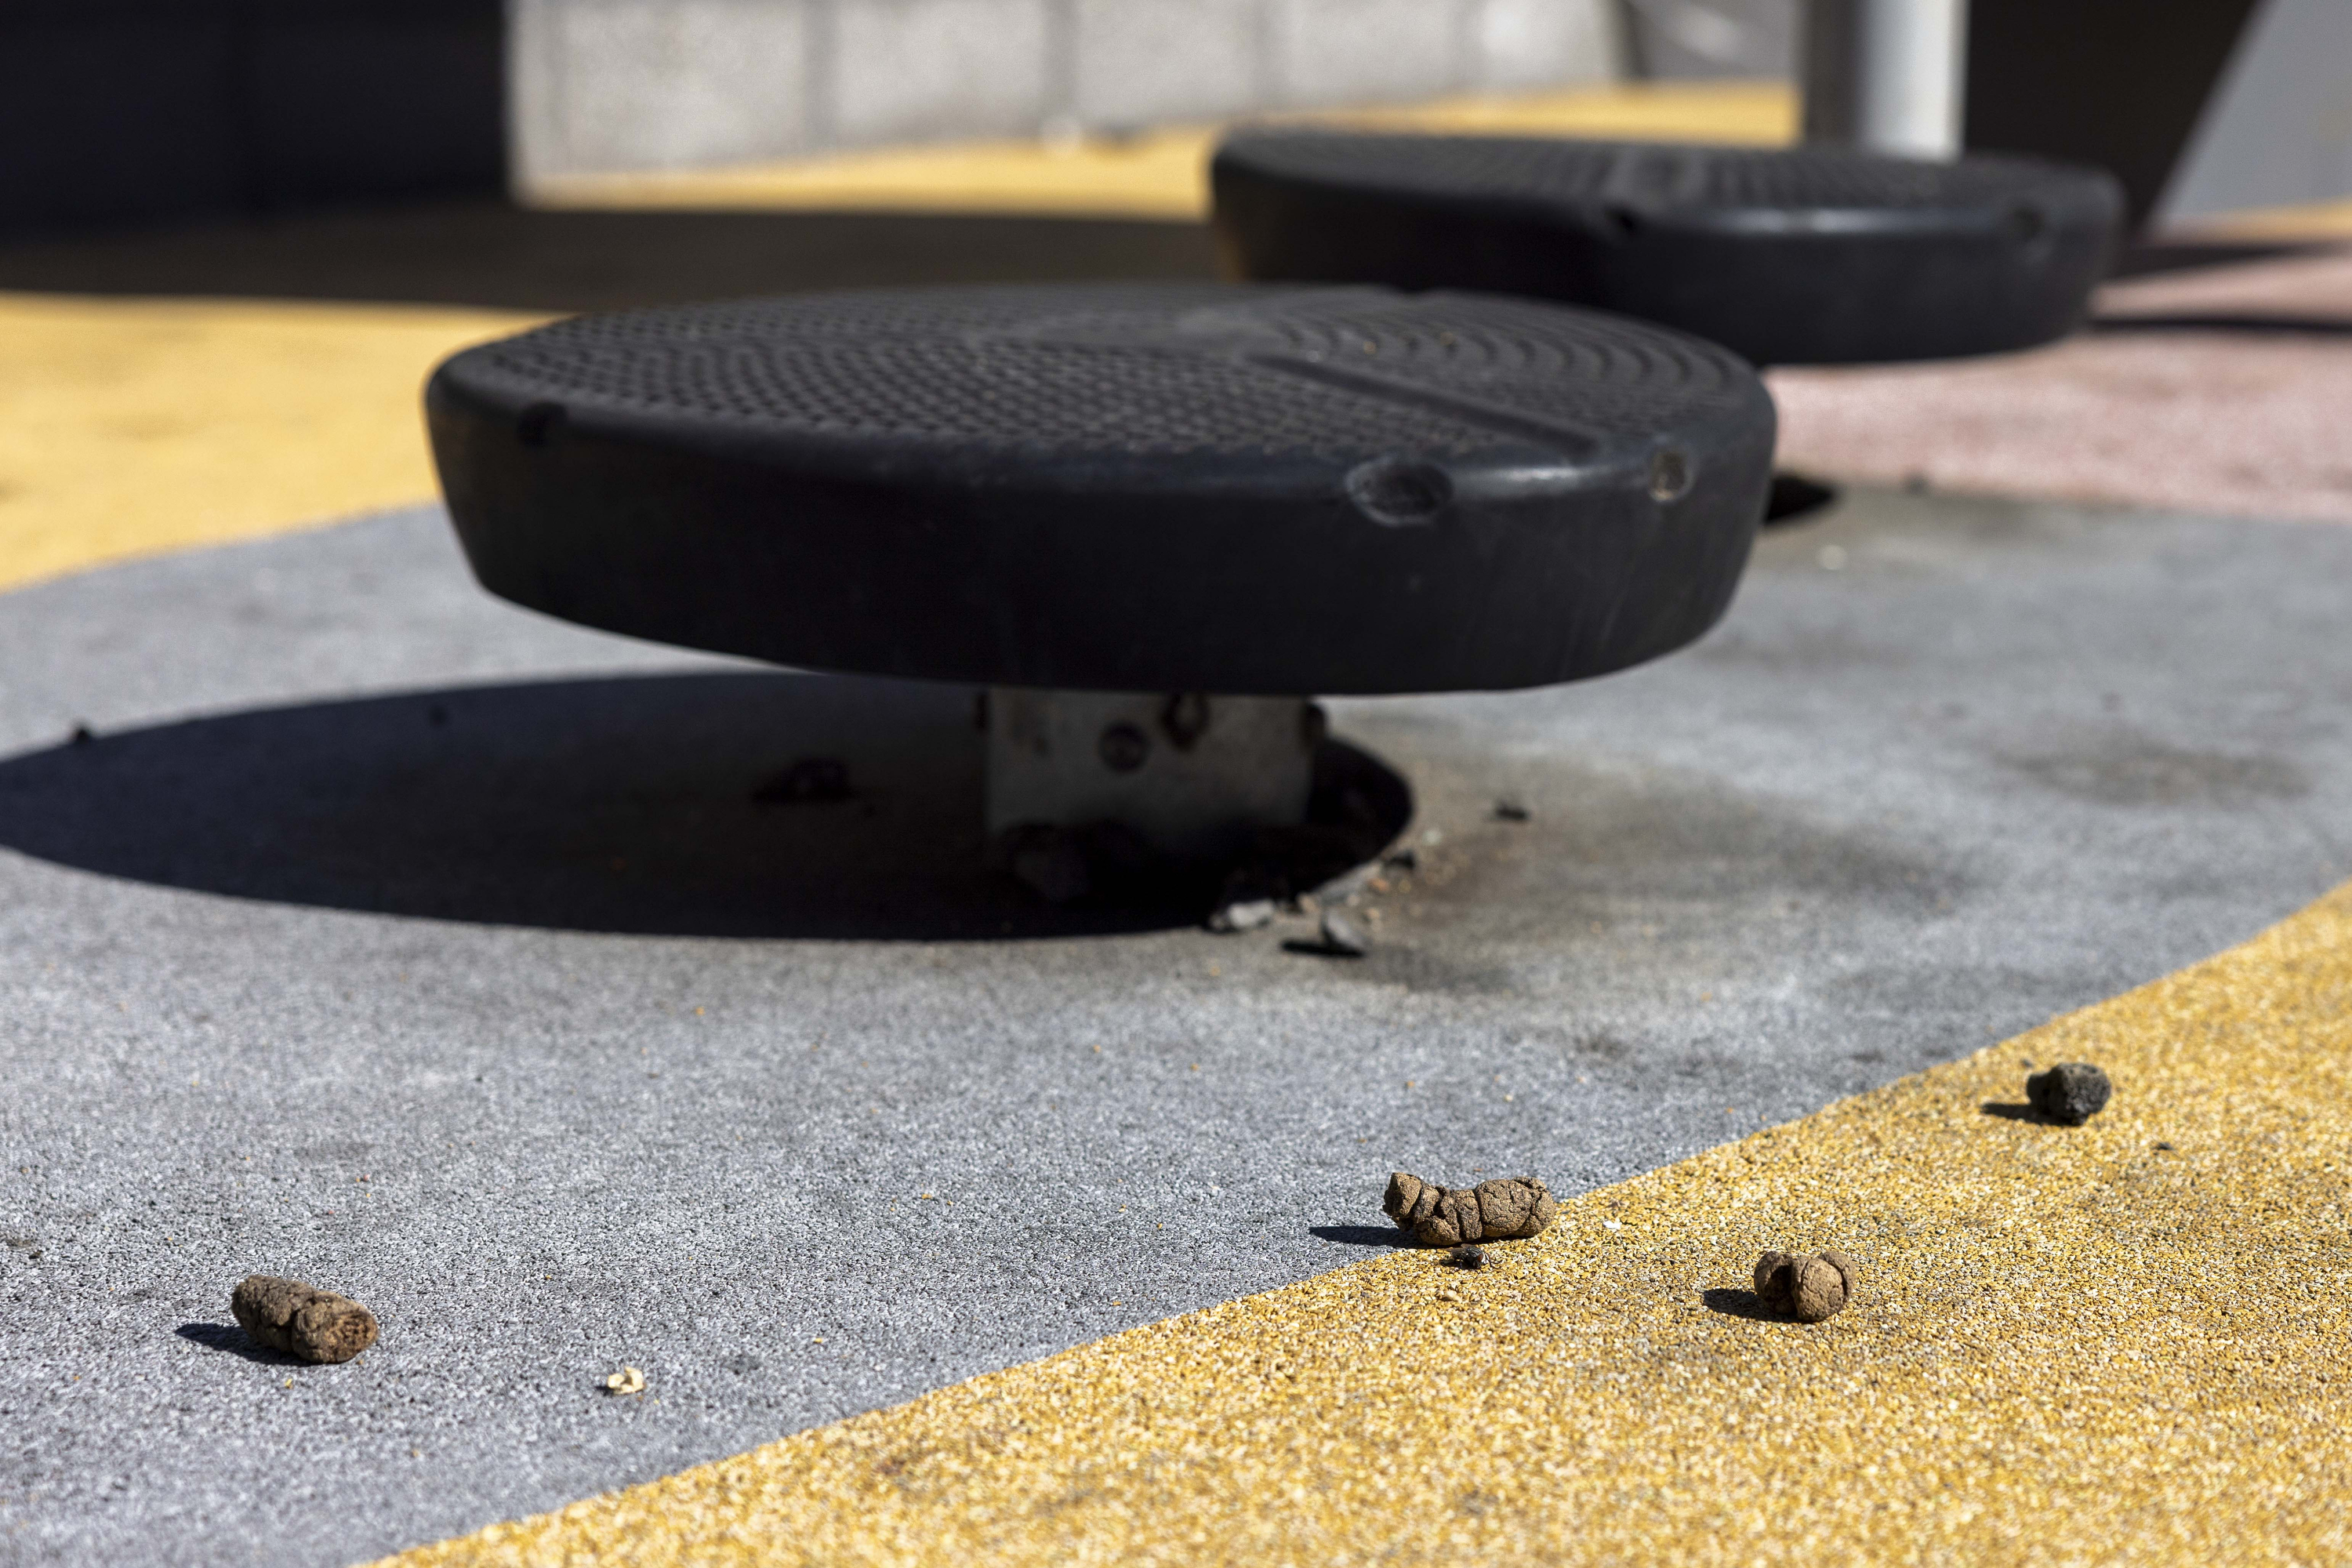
0 486 2347 1565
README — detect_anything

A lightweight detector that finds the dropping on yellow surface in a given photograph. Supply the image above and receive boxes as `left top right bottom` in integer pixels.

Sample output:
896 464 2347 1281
385 878 2352 1566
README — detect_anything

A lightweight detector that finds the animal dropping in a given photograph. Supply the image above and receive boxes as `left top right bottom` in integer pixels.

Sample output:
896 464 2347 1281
230 1275 379 1364
1384 1171 1557 1247
2027 1062 2112 1126
1753 1248 1858 1323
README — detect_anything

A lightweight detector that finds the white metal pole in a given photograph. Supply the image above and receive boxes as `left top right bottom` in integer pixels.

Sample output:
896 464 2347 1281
1804 0 1969 159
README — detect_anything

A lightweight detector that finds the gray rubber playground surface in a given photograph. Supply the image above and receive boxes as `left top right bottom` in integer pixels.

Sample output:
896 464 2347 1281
2 488 2348 1565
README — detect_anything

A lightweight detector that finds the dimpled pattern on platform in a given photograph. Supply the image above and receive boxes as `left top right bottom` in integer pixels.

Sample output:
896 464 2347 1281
456 285 1754 459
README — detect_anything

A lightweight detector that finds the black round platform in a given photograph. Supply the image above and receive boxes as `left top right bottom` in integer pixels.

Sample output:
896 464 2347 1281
426 284 1773 695
1211 135 2125 365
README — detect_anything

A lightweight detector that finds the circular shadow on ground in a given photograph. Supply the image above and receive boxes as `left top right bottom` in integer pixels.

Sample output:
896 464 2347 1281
0 671 1409 941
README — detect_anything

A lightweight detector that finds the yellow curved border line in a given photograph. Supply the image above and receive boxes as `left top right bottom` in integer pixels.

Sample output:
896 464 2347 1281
526 82 1799 220
0 293 548 596
2176 196 2352 241
384 879 2352 1566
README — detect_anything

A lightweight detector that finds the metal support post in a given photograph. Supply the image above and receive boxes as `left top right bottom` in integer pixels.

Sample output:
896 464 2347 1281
982 689 1318 862
1803 0 1969 158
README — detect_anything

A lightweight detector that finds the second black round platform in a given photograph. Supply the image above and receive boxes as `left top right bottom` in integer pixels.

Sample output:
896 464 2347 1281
1212 135 2125 365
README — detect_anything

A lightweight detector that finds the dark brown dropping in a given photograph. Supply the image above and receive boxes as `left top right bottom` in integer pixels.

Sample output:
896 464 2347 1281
1383 1171 1557 1247
230 1275 379 1364
1752 1248 1855 1323
1818 1248 1859 1298
2027 1061 2112 1125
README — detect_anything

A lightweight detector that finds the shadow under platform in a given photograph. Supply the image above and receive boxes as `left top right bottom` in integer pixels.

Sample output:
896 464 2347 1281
0 670 1406 941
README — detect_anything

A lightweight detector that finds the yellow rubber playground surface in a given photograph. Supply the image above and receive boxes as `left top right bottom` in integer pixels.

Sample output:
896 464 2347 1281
6 78 2352 1568
391 881 2352 1565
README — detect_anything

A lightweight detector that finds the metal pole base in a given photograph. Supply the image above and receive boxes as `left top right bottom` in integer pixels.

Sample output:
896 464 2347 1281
1802 0 1967 158
983 689 1319 865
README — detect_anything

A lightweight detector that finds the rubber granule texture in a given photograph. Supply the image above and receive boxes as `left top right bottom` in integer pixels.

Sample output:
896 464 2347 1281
387 880 2352 1566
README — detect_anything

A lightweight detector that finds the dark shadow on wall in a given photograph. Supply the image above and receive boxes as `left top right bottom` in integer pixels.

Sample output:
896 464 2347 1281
1966 0 2263 232
0 203 1222 314
0 2 506 240
0 671 1404 942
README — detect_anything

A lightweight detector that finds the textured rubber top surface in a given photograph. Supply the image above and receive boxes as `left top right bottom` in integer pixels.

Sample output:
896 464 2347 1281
1212 136 2125 366
427 284 1775 694
450 285 1754 460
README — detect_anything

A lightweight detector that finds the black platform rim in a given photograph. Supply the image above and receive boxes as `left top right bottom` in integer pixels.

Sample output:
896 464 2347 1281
1207 135 2126 367
426 282 1777 695
1210 132 2123 226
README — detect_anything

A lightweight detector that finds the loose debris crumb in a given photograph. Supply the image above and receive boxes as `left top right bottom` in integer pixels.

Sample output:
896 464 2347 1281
1753 1248 1857 1323
230 1275 379 1364
1317 909 1370 957
1384 1172 1557 1247
2027 1062 2113 1126
605 1367 647 1396
1207 897 1276 934
1445 1244 1486 1270
1493 798 1530 822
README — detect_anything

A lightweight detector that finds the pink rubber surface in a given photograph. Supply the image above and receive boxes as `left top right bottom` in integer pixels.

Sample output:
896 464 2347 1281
1771 246 2352 523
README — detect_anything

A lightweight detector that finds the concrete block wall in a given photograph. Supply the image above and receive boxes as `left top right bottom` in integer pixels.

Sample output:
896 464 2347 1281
513 0 1626 184
512 1 815 176
829 0 1054 147
1068 0 1265 127
1617 0 1796 82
